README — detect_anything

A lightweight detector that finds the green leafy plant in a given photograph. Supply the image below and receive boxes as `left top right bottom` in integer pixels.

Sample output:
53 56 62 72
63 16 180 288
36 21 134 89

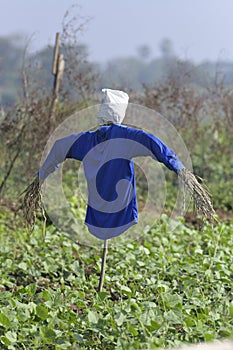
0 209 233 349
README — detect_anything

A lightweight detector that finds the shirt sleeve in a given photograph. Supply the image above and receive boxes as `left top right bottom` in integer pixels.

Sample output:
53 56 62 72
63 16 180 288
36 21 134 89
128 128 185 174
38 133 82 181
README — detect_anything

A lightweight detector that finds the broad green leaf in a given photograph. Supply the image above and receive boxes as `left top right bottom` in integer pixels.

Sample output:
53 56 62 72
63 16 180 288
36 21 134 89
163 293 183 309
39 289 52 301
36 305 49 320
88 310 99 324
121 286 132 296
40 326 56 340
127 323 138 336
0 336 11 346
204 332 215 342
150 319 162 331
156 282 169 292
142 301 157 308
74 333 84 342
55 341 72 349
140 309 156 326
115 312 125 326
219 327 233 337
4 331 17 344
185 316 195 327
9 298 16 308
97 291 109 301
18 262 28 271
205 269 212 278
26 283 37 296
0 313 11 328
17 309 30 322
164 310 182 324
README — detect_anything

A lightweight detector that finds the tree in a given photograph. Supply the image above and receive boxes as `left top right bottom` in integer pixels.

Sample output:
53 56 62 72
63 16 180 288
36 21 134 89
159 38 174 59
137 44 152 61
0 35 24 106
60 8 98 101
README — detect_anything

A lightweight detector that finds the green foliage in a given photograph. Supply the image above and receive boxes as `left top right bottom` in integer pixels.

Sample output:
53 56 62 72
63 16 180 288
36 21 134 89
0 35 24 106
189 123 232 212
0 210 233 349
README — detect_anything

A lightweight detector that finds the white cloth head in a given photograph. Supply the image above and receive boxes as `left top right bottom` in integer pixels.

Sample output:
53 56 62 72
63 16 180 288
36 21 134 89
98 88 129 125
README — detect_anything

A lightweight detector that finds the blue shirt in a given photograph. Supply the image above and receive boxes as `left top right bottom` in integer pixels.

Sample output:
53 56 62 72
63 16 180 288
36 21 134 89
39 124 185 239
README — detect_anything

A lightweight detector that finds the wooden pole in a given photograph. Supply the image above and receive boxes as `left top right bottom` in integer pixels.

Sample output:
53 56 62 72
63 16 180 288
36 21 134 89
52 33 60 75
49 32 65 132
97 239 108 292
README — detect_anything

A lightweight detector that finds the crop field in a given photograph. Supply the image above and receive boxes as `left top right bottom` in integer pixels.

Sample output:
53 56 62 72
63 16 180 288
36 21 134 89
0 209 233 349
0 27 232 349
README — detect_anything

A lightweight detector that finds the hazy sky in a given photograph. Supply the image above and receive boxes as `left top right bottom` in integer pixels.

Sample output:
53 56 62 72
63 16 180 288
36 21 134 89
1 0 233 63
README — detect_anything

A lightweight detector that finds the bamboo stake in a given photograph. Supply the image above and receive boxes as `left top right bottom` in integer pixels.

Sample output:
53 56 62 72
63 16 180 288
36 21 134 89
52 33 60 75
49 32 65 132
98 239 108 292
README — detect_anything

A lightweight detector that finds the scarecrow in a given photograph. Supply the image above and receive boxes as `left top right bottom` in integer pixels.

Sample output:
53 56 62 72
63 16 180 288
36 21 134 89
23 88 215 291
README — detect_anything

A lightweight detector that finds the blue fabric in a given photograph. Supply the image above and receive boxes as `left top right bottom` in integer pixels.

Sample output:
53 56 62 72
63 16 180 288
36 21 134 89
39 124 185 239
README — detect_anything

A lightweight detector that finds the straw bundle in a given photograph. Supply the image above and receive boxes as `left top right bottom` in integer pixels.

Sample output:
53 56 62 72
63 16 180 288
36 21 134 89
178 168 215 221
21 176 45 232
